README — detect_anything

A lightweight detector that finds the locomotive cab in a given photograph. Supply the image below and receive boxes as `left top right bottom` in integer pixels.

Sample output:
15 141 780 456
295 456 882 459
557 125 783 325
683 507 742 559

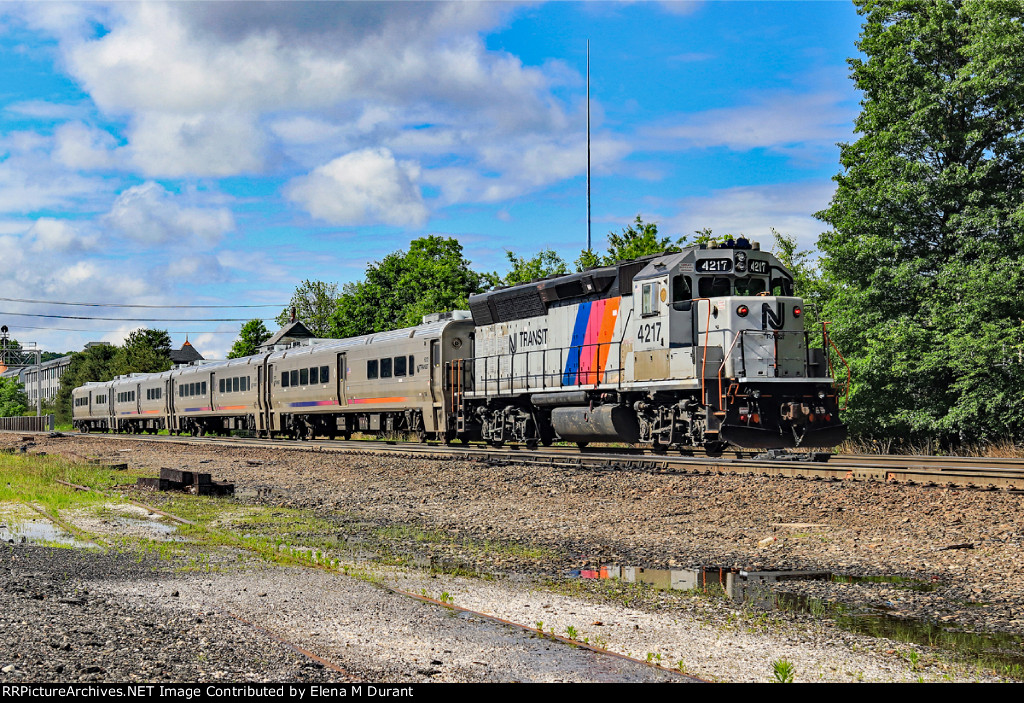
629 239 846 450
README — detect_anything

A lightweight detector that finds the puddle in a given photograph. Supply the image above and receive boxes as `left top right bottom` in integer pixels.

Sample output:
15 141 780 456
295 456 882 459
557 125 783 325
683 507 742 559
0 518 94 549
569 563 1024 675
769 590 1024 673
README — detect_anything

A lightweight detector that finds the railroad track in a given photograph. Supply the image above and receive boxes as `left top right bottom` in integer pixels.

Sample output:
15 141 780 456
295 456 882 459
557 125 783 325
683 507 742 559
28 430 1024 491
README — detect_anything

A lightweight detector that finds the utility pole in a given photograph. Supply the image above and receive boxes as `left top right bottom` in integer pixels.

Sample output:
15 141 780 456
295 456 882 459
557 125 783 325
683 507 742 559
587 39 592 254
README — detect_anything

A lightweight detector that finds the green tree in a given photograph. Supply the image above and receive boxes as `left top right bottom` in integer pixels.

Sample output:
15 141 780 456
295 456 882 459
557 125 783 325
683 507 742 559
228 319 272 359
113 329 173 376
0 377 28 417
276 279 339 338
816 0 1024 446
575 215 687 270
486 249 569 287
331 236 485 337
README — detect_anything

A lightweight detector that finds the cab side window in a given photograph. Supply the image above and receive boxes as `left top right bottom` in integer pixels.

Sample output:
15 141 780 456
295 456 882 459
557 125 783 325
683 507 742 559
641 282 659 316
671 275 692 311
771 276 794 296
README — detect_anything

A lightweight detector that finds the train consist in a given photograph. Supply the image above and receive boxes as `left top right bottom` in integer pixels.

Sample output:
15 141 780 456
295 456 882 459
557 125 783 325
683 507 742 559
73 241 848 454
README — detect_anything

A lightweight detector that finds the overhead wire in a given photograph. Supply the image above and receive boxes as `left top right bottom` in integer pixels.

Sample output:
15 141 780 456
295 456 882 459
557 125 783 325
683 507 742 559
4 325 245 334
0 296 281 309
0 311 267 322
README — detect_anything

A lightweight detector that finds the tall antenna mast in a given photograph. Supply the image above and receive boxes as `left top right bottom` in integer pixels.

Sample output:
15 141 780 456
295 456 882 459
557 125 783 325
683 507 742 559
587 39 592 253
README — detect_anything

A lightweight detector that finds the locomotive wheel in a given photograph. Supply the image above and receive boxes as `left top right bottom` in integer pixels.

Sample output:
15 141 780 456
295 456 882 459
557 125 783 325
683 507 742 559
704 441 727 458
576 441 589 449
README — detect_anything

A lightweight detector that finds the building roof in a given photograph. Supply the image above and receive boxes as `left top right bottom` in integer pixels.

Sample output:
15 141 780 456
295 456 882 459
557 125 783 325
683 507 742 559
259 320 314 351
170 340 205 365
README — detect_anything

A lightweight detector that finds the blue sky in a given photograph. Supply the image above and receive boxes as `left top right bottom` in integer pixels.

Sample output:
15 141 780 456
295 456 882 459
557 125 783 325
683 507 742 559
0 1 862 359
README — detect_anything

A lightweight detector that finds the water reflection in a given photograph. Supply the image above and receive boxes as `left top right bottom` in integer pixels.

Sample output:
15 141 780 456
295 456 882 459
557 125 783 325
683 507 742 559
568 563 1024 676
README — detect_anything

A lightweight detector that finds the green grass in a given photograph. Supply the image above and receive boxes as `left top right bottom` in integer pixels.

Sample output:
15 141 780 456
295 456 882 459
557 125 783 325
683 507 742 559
0 452 146 512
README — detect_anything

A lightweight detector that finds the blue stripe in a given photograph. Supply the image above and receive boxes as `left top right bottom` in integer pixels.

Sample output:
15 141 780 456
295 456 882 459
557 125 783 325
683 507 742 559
562 302 591 386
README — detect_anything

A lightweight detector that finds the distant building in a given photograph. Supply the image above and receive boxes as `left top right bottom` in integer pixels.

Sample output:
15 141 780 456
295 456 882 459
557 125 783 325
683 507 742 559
258 320 315 352
20 355 73 404
170 339 205 365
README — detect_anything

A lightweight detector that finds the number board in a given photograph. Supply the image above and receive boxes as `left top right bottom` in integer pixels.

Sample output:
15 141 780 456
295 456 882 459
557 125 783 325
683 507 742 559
747 259 768 275
695 258 732 273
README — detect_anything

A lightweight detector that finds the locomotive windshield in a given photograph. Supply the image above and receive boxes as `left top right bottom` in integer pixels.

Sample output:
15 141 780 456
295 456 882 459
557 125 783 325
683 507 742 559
698 276 731 298
734 277 767 295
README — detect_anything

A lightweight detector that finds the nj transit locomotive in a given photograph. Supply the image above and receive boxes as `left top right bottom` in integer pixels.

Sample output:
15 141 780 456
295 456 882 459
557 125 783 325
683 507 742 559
73 241 847 454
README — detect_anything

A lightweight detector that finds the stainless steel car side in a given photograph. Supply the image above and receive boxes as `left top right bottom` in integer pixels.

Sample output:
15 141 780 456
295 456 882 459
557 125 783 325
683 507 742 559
72 314 476 441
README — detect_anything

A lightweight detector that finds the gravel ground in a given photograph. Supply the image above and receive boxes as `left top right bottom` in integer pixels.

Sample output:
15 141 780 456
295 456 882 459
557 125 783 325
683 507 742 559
3 432 1023 682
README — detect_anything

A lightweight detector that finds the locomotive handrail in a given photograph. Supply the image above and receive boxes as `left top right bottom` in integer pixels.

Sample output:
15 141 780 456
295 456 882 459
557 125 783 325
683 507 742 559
474 340 625 397
692 298 714 405
717 330 745 410
822 322 851 410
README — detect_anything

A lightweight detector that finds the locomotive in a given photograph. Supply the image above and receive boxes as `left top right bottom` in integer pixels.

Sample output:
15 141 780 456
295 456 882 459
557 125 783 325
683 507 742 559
73 241 848 454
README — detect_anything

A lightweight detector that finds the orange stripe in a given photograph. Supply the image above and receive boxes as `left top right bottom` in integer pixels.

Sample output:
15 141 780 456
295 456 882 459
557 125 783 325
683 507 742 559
347 397 409 405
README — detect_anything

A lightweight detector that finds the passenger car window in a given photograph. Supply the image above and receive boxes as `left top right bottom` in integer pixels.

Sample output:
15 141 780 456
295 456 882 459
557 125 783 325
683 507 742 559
310 367 319 384
394 356 406 377
282 372 290 387
290 370 299 387
300 368 309 385
320 366 329 383
367 360 378 379
380 357 392 379
408 356 414 376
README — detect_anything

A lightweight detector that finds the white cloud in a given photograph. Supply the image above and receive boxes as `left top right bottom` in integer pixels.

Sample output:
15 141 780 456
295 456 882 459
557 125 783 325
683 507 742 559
286 148 429 227
27 217 98 253
128 112 266 177
104 182 235 246
163 253 228 282
0 152 106 214
53 121 122 170
30 1 598 193
665 181 836 253
4 100 90 120
651 91 855 161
